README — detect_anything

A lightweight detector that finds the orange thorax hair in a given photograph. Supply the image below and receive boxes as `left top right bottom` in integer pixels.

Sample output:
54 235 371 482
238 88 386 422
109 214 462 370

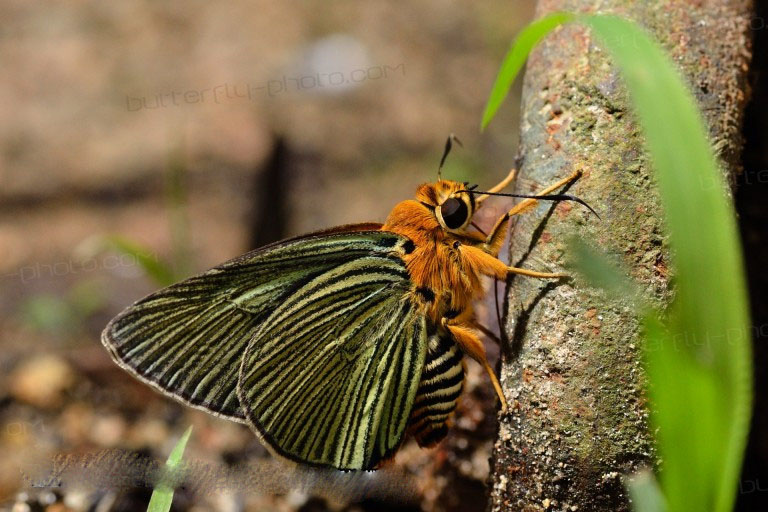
381 181 484 323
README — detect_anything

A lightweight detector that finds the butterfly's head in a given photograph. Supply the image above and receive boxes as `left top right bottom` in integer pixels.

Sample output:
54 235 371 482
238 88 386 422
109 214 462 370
415 180 477 232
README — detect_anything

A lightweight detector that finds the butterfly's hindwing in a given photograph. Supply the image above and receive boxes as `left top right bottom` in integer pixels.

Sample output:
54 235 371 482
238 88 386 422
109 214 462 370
408 332 465 447
101 228 411 425
238 254 429 470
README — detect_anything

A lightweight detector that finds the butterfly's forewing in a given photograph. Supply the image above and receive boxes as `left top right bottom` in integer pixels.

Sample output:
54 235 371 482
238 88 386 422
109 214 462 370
238 252 429 470
101 226 407 424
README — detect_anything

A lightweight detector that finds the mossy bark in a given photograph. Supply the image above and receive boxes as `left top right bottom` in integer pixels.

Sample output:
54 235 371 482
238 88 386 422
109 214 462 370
488 1 753 511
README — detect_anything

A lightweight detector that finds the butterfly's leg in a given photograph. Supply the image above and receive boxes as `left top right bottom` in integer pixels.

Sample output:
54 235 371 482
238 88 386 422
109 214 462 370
461 244 569 280
441 318 508 413
475 168 517 206
480 170 582 257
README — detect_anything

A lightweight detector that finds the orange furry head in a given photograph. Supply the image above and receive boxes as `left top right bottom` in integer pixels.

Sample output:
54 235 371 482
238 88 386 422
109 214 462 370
414 180 477 232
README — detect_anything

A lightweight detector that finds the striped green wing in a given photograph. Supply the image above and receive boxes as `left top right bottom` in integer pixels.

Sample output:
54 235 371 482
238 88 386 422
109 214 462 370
238 254 429 470
101 227 409 423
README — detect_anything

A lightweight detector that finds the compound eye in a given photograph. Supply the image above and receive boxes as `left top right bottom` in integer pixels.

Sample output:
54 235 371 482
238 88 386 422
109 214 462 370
440 197 469 229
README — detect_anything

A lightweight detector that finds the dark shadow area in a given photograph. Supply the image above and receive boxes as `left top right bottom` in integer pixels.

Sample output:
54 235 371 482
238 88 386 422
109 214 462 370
249 135 291 248
504 280 564 360
735 4 768 511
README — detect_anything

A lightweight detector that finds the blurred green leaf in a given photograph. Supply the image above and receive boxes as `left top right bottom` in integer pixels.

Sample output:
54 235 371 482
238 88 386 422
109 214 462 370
105 236 176 287
147 426 192 512
20 294 74 332
582 16 752 512
628 469 667 512
568 237 642 307
19 280 106 335
642 312 724 511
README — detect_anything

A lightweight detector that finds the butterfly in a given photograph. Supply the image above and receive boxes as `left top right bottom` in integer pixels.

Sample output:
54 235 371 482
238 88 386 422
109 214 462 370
102 137 596 470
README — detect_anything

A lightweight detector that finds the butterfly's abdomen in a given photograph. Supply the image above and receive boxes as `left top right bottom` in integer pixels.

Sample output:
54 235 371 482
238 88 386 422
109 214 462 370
408 332 464 447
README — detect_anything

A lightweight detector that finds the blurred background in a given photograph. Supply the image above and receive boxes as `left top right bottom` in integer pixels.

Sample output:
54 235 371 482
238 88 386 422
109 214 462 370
0 1 541 511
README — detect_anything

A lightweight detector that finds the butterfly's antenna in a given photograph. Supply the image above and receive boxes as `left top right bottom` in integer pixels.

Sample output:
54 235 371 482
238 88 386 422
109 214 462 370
462 189 600 218
438 134 463 181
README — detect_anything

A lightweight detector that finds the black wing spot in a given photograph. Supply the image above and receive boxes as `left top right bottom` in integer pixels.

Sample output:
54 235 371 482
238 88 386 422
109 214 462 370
416 287 435 303
378 235 400 248
402 239 416 254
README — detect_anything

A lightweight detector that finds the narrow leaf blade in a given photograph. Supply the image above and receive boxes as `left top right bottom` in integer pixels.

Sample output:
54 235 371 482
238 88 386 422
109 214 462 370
580 15 752 512
147 426 193 512
481 12 574 130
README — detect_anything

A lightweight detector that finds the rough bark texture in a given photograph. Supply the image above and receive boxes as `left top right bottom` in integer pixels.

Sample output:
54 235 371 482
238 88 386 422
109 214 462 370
489 1 753 511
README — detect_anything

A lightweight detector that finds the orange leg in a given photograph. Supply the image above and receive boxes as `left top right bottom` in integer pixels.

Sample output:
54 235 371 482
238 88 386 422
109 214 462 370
481 170 582 256
461 245 569 281
442 319 508 413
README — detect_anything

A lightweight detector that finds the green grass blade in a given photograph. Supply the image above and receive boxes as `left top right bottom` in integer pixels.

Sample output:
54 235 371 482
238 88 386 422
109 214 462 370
642 312 725 511
480 12 574 130
147 426 193 512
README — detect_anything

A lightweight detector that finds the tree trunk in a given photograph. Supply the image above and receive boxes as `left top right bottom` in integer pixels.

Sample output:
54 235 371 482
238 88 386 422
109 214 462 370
488 1 753 511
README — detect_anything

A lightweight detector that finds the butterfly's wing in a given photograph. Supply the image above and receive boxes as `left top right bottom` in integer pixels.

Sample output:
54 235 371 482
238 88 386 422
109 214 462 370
237 249 429 470
408 332 465 448
101 224 403 423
